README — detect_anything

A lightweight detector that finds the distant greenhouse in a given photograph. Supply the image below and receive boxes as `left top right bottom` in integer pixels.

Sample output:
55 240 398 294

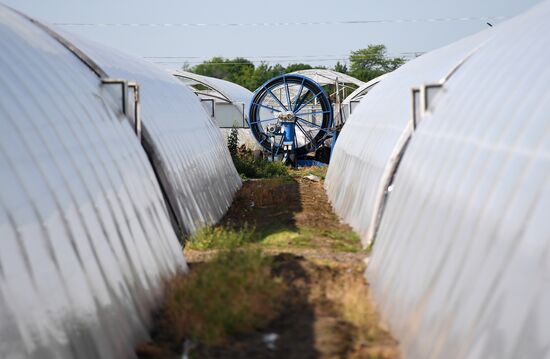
0 4 239 359
172 70 261 150
326 1 550 358
340 74 387 123
290 69 364 127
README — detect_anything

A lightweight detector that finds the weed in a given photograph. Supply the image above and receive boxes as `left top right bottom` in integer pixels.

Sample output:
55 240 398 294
187 225 256 250
227 131 290 179
159 249 286 347
233 155 289 179
326 273 394 348
257 227 364 253
261 230 312 248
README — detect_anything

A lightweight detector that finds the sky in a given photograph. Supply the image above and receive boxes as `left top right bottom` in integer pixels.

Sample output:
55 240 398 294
2 0 542 70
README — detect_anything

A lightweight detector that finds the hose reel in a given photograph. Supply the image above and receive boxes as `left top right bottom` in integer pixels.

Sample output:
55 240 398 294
249 74 334 164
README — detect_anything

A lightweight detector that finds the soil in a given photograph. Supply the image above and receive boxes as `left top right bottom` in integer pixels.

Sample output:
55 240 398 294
140 171 400 358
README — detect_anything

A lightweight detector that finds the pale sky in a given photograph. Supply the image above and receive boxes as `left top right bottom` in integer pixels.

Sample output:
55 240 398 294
2 0 542 69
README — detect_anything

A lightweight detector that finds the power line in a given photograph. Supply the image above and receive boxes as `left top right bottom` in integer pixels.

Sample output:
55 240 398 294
143 52 423 59
53 16 505 27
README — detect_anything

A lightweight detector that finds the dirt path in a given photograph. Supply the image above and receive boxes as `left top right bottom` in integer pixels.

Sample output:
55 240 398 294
180 172 400 359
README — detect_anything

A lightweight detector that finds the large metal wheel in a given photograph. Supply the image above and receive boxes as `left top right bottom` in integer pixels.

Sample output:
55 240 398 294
249 74 333 156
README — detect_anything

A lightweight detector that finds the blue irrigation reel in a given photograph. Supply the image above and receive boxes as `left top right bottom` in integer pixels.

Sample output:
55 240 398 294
249 74 334 166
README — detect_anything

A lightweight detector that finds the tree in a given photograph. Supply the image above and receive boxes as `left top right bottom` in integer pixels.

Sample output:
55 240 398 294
333 61 348 74
349 45 404 82
244 63 285 90
284 63 312 73
191 57 254 85
186 45 406 90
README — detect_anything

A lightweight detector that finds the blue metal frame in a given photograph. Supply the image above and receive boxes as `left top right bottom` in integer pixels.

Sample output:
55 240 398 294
248 74 335 159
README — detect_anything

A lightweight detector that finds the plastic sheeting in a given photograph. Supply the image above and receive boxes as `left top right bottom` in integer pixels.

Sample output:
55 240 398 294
326 28 493 246
172 71 261 150
290 69 364 87
327 1 550 358
173 70 253 117
341 74 387 123
0 6 185 359
61 33 242 235
368 2 550 357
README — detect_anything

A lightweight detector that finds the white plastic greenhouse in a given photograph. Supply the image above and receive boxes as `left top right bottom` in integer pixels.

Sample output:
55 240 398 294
326 1 550 358
0 4 239 359
340 74 387 123
291 69 364 127
60 33 242 236
171 70 261 150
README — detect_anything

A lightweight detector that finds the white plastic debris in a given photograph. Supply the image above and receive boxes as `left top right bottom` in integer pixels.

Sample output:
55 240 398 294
304 174 321 182
262 333 279 350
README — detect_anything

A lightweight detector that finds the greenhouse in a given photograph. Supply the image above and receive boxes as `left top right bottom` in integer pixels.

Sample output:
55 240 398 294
340 74 387 123
326 1 550 358
172 70 261 150
291 69 364 127
0 4 239 358
60 33 242 236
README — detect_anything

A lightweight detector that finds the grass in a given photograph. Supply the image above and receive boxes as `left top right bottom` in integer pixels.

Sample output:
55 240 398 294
261 230 311 247
187 225 256 250
158 249 286 347
187 225 362 253
259 227 364 253
326 272 396 350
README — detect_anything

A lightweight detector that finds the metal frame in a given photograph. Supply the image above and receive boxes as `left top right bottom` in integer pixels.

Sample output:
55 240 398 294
218 102 248 128
200 98 215 117
102 79 142 140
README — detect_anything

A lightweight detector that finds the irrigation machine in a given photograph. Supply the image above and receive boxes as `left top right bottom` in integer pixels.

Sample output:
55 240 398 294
248 74 338 167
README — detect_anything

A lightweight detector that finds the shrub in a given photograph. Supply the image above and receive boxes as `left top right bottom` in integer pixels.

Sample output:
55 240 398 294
227 131 289 179
232 155 289 179
227 127 239 157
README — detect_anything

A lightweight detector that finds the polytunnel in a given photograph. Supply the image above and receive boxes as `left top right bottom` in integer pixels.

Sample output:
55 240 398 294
326 27 493 246
291 69 364 127
326 1 550 358
341 74 387 123
171 70 260 150
0 4 239 359
59 34 242 236
290 69 364 88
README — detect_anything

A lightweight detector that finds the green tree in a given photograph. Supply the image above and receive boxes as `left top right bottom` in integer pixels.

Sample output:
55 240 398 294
349 45 404 82
243 63 286 91
187 45 406 90
333 61 348 74
284 63 312 73
191 57 254 85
